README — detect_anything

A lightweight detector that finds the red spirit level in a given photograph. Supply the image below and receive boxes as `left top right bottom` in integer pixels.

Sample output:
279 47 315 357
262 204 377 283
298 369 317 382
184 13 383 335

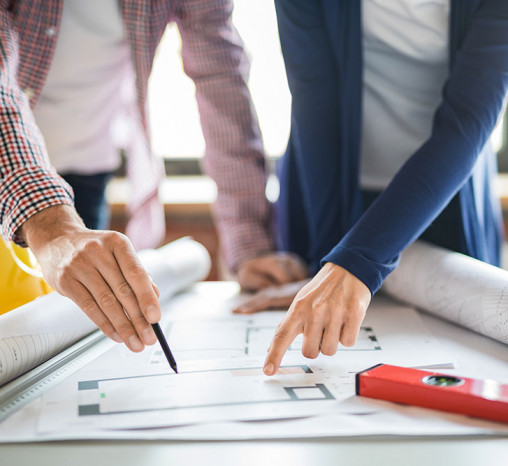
355 364 508 424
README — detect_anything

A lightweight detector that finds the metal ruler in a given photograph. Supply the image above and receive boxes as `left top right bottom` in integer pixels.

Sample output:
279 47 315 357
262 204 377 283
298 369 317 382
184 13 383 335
0 331 113 423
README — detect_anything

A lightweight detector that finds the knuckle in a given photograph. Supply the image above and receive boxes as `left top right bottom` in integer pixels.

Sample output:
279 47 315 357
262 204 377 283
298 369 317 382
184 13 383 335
274 326 290 340
80 298 99 315
308 312 323 326
60 263 75 278
291 300 307 317
53 276 70 296
129 314 148 328
117 281 134 298
345 304 366 323
117 321 135 335
347 296 365 311
81 239 103 255
350 288 370 308
126 262 146 278
137 291 157 309
312 295 330 310
357 304 368 318
96 320 114 336
98 291 117 308
293 296 306 308
108 231 128 247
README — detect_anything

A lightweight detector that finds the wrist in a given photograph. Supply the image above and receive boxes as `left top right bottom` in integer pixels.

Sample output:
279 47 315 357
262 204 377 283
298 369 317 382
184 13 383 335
19 205 86 253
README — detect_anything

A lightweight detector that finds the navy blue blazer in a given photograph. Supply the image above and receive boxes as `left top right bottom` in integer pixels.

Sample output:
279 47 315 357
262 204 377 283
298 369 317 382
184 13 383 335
275 0 508 294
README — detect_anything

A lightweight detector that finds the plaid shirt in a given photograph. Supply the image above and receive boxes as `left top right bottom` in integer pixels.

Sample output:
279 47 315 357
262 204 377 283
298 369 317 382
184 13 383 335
0 0 274 270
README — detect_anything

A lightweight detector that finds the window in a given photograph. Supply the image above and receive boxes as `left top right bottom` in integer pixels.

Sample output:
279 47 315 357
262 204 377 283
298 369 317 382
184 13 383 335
148 0 290 161
147 2 507 169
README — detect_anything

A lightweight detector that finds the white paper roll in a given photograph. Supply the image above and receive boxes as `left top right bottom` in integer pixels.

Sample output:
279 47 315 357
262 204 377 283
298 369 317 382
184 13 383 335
138 237 211 302
383 240 508 345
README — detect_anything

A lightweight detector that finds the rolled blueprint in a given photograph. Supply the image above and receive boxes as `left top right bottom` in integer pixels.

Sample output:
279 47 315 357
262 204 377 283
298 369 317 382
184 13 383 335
0 237 211 386
383 240 508 345
138 236 211 300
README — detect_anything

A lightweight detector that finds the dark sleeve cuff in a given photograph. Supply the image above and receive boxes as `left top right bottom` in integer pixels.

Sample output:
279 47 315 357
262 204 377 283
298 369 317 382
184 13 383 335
321 246 400 295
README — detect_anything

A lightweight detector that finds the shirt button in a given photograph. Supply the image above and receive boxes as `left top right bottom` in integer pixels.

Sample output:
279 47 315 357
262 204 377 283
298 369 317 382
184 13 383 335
45 27 57 37
23 88 35 99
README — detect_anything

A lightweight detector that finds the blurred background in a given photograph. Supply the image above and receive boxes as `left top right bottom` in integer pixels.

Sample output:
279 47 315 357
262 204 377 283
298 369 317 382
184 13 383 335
108 0 508 280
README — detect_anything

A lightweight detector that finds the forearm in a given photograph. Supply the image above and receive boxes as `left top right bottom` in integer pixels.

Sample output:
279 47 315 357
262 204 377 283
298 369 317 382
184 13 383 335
0 3 162 354
177 0 274 270
0 5 74 244
197 71 274 269
323 1 508 294
193 67 275 271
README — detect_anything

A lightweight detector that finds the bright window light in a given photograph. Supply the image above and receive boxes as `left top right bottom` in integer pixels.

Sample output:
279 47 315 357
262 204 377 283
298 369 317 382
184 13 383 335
148 3 506 160
148 1 291 159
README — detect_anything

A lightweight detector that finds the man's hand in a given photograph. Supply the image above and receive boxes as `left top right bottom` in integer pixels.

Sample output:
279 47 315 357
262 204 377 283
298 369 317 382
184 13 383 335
232 280 309 314
236 252 308 292
20 205 160 352
262 262 371 376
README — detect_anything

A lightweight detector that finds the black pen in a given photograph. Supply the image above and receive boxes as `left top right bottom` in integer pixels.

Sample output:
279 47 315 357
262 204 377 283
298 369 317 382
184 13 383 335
151 322 178 374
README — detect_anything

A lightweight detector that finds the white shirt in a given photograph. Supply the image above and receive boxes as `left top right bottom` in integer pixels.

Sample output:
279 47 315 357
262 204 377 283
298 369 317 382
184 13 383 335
33 0 131 175
360 0 450 190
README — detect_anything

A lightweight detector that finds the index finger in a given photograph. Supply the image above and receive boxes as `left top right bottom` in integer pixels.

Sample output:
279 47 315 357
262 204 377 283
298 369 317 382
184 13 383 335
112 237 161 323
263 319 301 376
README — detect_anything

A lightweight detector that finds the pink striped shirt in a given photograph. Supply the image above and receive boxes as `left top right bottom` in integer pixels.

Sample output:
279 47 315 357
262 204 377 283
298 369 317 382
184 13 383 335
0 0 273 270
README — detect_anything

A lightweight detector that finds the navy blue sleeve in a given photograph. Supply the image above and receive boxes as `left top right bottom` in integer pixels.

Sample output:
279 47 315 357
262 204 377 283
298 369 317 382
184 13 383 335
323 0 508 294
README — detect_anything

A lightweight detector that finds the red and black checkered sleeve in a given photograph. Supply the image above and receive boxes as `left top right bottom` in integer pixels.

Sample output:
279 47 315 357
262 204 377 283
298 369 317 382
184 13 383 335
0 4 74 246
176 0 275 272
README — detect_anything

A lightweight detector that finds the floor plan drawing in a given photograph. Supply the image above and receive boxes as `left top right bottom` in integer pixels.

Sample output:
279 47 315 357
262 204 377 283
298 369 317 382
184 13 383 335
77 365 334 417
149 319 381 367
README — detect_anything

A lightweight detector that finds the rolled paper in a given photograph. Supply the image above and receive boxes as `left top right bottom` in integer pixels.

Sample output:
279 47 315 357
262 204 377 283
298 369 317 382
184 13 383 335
383 241 508 345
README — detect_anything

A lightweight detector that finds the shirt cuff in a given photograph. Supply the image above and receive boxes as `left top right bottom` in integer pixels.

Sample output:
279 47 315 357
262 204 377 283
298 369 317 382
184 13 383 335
1 167 74 247
321 246 400 295
217 220 275 272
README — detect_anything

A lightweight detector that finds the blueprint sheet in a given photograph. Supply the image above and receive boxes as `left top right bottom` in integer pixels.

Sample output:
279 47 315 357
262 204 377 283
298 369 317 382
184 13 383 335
1 283 507 441
3 282 490 441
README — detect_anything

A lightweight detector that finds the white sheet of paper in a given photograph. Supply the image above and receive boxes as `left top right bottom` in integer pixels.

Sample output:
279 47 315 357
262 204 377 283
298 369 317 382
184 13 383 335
1 284 507 442
37 356 366 433
31 288 454 434
3 394 508 443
